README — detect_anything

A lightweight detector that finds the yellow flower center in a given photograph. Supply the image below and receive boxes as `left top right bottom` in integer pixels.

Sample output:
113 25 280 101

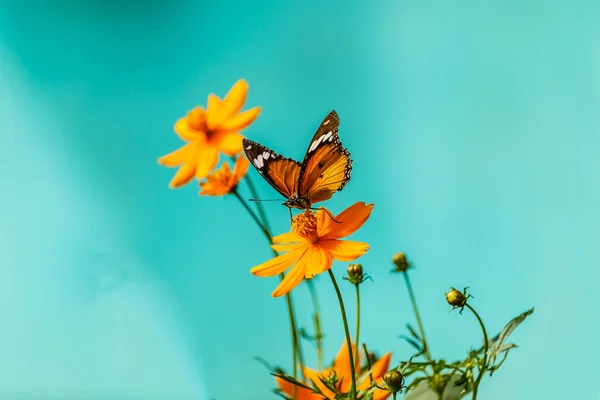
208 167 233 188
187 108 209 132
292 210 319 243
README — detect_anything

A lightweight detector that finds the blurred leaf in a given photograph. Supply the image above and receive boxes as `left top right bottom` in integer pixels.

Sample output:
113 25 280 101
406 323 422 341
405 373 470 400
399 335 423 352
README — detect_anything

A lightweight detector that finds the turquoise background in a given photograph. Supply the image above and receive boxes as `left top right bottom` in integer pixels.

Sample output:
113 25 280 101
1 0 599 399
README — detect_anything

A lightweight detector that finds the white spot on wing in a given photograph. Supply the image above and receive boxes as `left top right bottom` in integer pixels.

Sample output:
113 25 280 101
263 151 270 160
256 154 264 168
245 145 252 150
323 119 330 125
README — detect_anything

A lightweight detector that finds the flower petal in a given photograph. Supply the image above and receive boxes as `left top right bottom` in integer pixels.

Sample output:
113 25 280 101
272 232 305 245
357 353 391 391
373 387 392 400
333 341 357 394
275 376 321 400
193 144 220 180
250 246 306 277
301 245 333 279
158 142 191 168
174 109 208 141
271 242 305 253
271 258 308 297
319 202 374 240
303 367 336 399
220 79 248 119
219 107 261 132
205 94 224 130
216 131 244 156
319 240 369 262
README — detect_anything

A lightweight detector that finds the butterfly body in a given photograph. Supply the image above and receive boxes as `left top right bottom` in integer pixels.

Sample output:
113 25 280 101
243 110 352 212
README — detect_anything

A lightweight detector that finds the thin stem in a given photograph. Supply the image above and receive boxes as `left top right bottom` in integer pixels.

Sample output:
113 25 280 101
466 303 489 400
307 279 324 371
362 343 374 384
354 283 361 367
402 271 432 361
232 190 305 394
393 393 397 400
328 269 357 400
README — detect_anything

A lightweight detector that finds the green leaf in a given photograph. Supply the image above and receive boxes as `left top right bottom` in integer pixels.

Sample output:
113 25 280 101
479 308 533 367
271 372 318 393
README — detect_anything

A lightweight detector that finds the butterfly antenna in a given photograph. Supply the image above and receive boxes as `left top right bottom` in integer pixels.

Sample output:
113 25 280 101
249 199 282 203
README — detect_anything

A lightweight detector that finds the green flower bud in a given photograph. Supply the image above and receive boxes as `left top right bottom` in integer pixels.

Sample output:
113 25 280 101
347 264 364 283
392 252 410 272
446 288 465 307
429 373 448 394
383 370 405 393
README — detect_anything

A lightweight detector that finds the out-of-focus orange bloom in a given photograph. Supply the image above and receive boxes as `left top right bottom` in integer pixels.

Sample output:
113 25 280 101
251 202 373 297
158 79 261 188
275 341 392 400
199 156 249 196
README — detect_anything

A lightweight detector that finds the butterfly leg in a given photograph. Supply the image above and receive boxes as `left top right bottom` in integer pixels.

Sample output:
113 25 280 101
289 207 293 223
312 207 341 223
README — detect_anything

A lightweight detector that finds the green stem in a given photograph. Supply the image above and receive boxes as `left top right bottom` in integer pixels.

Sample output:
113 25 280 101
466 303 489 400
328 269 357 400
354 283 361 367
402 271 432 361
307 279 324 371
232 190 305 395
393 393 397 400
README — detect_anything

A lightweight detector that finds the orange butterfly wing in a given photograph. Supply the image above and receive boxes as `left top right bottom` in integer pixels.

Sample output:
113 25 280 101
298 111 352 204
242 138 301 199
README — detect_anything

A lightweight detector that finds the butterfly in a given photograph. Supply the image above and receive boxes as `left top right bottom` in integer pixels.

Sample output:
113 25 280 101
242 110 352 216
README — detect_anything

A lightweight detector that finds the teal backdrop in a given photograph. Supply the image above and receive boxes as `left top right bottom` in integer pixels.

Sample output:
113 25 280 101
1 1 599 399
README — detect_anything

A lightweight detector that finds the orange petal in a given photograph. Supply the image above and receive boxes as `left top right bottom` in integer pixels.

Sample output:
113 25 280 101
357 353 391 391
193 144 220 180
205 94 224 130
319 240 369 262
303 367 336 399
319 202 374 240
333 341 357 394
219 107 261 132
220 79 249 119
271 260 307 297
168 160 197 188
274 376 319 400
174 112 207 141
373 387 392 400
158 143 191 168
271 242 306 253
272 231 305 245
370 353 392 381
233 154 250 177
250 247 306 277
301 245 333 279
216 131 244 156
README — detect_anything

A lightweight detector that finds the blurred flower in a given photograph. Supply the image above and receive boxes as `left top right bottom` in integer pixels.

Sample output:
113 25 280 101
275 341 391 400
159 79 261 188
251 202 374 297
199 156 249 196
391 252 410 272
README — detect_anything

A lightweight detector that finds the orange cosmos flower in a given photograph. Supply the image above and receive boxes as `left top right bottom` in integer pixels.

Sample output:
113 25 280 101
158 79 261 188
275 341 392 400
251 202 373 297
199 156 249 196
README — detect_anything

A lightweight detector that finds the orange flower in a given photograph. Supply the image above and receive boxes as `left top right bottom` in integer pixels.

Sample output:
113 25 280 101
251 202 373 297
158 79 261 188
199 156 249 196
275 341 392 400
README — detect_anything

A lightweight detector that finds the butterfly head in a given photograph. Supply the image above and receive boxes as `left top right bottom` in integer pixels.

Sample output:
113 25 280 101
283 195 312 210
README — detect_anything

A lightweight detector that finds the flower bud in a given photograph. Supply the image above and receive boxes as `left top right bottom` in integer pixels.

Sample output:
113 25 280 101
347 264 364 283
445 287 466 307
392 252 410 272
383 370 405 393
429 373 448 394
